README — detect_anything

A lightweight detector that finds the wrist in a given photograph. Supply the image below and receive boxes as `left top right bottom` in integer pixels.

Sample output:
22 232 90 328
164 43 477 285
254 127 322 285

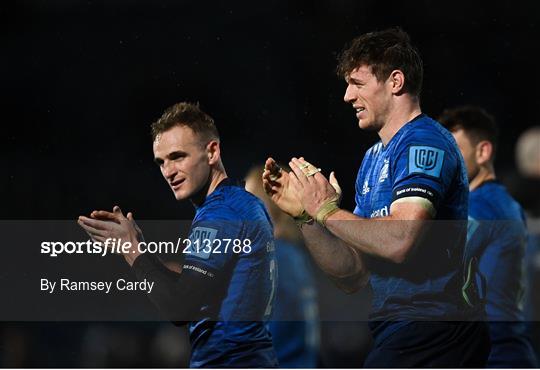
294 211 314 227
315 200 340 227
124 236 142 266
124 250 141 266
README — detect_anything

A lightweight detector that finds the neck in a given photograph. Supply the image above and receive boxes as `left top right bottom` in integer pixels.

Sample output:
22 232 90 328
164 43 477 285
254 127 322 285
379 96 422 146
191 165 228 207
470 165 496 191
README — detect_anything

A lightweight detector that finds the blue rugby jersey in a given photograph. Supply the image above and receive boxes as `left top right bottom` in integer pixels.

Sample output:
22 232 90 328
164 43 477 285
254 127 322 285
268 239 319 368
467 181 537 367
184 180 278 368
353 114 469 340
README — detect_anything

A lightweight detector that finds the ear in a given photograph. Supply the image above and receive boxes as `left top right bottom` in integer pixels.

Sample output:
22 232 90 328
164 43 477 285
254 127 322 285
206 140 221 165
475 140 493 165
388 70 405 94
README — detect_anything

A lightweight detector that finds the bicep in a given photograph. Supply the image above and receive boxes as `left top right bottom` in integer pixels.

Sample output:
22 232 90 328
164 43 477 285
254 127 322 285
389 198 434 221
385 200 434 260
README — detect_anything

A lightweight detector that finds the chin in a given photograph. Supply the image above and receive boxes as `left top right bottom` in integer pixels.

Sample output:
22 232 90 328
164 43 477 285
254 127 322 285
173 189 190 201
358 120 374 131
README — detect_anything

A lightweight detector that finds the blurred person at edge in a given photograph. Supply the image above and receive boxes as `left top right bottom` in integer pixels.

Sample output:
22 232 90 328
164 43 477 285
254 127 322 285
440 106 538 367
515 127 540 363
245 164 320 368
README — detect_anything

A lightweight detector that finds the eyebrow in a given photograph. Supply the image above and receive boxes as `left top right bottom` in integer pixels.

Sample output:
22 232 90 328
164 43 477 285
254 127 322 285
153 150 187 165
348 77 364 85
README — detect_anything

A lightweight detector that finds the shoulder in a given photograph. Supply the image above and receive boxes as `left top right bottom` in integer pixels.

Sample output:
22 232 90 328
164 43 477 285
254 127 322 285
198 185 270 223
396 115 458 153
359 141 383 173
470 182 524 221
392 116 463 175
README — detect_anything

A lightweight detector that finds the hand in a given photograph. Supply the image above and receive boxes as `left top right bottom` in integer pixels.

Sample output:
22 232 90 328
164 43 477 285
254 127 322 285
78 206 143 265
289 157 342 218
91 207 145 243
262 157 304 217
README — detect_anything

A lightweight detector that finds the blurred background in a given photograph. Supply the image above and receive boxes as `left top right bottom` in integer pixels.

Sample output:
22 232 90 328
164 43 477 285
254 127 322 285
1 0 539 367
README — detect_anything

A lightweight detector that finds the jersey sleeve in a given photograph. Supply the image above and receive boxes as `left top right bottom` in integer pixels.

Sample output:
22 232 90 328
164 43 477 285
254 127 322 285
183 205 244 280
354 166 364 216
353 147 374 217
391 131 459 212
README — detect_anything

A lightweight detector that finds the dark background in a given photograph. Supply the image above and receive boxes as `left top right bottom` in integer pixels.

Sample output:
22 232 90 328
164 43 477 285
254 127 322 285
1 0 539 367
3 0 540 220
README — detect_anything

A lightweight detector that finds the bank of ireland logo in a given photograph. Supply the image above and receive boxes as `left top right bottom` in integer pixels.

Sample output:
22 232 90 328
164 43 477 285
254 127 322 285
408 146 445 178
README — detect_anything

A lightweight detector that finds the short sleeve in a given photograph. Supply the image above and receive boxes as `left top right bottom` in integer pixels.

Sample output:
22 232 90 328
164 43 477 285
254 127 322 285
391 134 458 211
184 208 244 278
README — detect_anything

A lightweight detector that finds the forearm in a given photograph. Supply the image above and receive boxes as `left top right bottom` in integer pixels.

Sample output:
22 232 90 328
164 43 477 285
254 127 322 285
123 238 143 266
324 208 426 263
300 221 369 289
131 254 203 322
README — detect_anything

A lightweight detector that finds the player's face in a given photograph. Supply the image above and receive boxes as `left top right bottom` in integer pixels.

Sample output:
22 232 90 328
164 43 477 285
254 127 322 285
153 125 212 201
343 65 392 131
452 129 480 181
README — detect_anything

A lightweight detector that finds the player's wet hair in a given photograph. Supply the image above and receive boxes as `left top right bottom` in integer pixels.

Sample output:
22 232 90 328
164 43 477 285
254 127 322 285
438 105 499 152
151 102 220 143
337 27 424 96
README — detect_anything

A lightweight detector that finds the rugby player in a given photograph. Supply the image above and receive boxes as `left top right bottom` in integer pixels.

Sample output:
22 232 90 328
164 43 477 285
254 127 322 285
246 165 320 368
79 102 278 368
263 28 490 367
440 105 538 367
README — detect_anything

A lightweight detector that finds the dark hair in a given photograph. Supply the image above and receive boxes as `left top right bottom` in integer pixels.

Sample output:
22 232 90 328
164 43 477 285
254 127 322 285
438 105 499 151
151 102 219 142
337 27 424 96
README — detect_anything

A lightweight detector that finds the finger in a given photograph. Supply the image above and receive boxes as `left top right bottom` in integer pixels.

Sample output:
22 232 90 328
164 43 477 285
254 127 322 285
292 157 320 185
262 168 274 183
313 171 329 186
293 157 320 182
268 169 281 181
288 169 303 193
264 157 276 172
86 233 107 243
81 227 98 242
113 205 124 216
289 158 308 187
91 210 120 223
329 171 342 196
78 219 109 238
127 212 142 233
266 158 282 180
262 176 275 195
263 168 279 193
78 216 112 231
113 205 128 222
297 157 317 171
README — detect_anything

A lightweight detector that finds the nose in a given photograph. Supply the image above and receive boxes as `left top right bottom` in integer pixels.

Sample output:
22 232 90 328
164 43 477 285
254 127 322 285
343 84 355 103
162 161 177 180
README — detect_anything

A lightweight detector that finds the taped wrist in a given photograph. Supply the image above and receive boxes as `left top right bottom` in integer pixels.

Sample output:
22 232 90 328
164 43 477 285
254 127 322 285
315 199 340 227
293 210 314 227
